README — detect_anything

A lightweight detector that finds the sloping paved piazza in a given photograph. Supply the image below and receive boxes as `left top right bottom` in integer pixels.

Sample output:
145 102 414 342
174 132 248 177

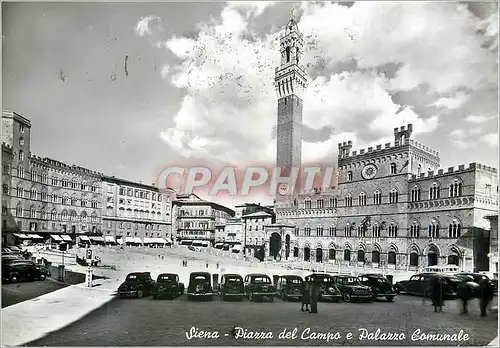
28 293 497 346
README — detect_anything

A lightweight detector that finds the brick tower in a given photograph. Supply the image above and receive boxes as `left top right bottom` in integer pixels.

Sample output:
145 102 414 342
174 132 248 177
274 11 308 172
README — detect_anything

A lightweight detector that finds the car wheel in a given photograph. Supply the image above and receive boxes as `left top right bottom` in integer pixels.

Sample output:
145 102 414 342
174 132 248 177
343 292 352 303
395 287 401 294
10 275 18 283
40 274 46 281
386 296 395 302
249 292 254 301
137 290 144 298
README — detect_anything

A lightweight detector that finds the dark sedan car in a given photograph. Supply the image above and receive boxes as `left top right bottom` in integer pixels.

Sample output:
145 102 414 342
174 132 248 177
358 274 397 302
118 272 156 298
153 273 184 299
332 275 372 302
2 261 50 283
218 274 245 301
456 273 497 290
187 272 214 301
244 273 276 302
305 273 342 302
394 273 460 298
276 275 303 301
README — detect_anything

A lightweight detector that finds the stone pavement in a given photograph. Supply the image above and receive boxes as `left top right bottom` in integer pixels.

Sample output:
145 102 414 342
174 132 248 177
1 277 120 347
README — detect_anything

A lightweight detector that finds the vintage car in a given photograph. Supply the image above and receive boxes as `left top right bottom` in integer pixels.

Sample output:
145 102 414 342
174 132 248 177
358 274 397 302
218 274 245 301
304 273 342 302
276 275 303 301
187 272 214 301
393 273 460 298
153 273 184 299
118 272 156 298
2 261 50 283
244 273 276 301
456 272 497 290
332 275 372 302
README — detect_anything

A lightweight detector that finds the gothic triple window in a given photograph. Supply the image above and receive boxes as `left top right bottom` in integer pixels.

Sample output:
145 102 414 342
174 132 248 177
388 223 398 237
411 186 421 202
357 226 366 238
304 227 311 237
390 163 397 175
448 220 462 238
410 222 420 238
359 192 367 206
345 194 353 207
329 226 336 237
316 226 323 237
329 197 337 208
304 199 311 209
389 189 399 203
428 220 440 238
344 224 353 237
449 181 463 197
317 198 324 209
429 183 440 200
372 224 381 238
373 191 382 205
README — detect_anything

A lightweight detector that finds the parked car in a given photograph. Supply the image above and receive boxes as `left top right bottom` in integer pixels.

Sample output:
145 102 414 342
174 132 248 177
393 273 460 298
332 275 372 302
218 274 245 301
358 274 397 302
276 275 303 301
304 273 342 302
456 272 497 290
2 261 50 283
153 273 184 299
244 273 276 302
187 272 214 301
118 272 156 298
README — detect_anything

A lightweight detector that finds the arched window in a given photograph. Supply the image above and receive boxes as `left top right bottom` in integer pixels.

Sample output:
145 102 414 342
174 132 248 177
448 219 462 238
359 192 366 206
410 222 420 238
344 224 353 237
343 249 351 261
411 186 421 202
329 248 336 260
417 164 422 176
429 183 440 200
345 194 353 207
304 227 311 237
388 222 398 237
373 190 382 205
81 211 87 222
390 163 397 174
317 198 324 209
428 220 440 238
357 250 365 262
388 251 397 265
372 223 381 238
347 171 353 181
389 188 399 203
19 150 24 161
286 46 290 62
329 226 336 237
16 185 24 198
294 227 299 236
293 247 299 257
16 204 23 217
316 226 323 237
372 250 380 263
304 198 311 209
329 197 337 208
51 209 57 220
449 180 463 197
410 252 419 266
293 198 298 207
296 47 299 64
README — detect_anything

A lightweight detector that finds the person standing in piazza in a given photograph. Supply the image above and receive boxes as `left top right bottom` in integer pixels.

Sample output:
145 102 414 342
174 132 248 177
309 278 320 314
301 278 310 312
479 278 495 317
428 276 445 312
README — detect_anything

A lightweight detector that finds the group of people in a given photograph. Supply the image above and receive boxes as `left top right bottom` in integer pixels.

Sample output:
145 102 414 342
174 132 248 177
429 276 496 316
300 278 321 314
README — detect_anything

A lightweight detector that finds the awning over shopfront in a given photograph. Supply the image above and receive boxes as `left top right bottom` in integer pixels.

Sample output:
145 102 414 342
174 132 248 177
116 238 124 245
14 233 30 239
79 235 91 241
50 235 63 241
133 237 143 244
26 234 43 239
105 236 117 243
89 236 105 243
61 235 73 242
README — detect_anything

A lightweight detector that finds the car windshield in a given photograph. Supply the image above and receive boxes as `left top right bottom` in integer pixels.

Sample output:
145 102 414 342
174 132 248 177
194 276 208 281
288 278 301 284
159 275 176 281
376 278 388 284
343 277 360 285
252 277 271 284
228 278 242 283
126 274 139 281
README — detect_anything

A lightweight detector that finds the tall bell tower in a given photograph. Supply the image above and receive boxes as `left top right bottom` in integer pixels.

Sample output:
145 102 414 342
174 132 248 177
275 11 308 171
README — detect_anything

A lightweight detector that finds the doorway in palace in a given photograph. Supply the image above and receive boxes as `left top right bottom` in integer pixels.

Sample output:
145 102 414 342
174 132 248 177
285 234 290 260
316 248 323 263
269 232 282 259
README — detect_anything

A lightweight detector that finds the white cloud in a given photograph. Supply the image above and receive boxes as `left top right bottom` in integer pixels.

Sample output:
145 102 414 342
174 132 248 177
160 65 170 79
464 114 496 124
227 1 276 17
481 133 499 147
148 2 497 166
430 91 470 110
134 15 163 37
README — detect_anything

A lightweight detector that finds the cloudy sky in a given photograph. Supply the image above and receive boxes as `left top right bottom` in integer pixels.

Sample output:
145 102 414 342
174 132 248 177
3 1 498 208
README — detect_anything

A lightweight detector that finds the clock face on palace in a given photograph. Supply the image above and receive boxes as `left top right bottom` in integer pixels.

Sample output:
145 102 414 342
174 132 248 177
362 164 378 180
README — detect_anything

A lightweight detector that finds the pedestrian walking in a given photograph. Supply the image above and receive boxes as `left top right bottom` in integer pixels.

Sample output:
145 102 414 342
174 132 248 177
301 279 311 312
479 278 495 317
309 278 320 314
429 276 444 312
457 281 472 315
206 262 209 268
